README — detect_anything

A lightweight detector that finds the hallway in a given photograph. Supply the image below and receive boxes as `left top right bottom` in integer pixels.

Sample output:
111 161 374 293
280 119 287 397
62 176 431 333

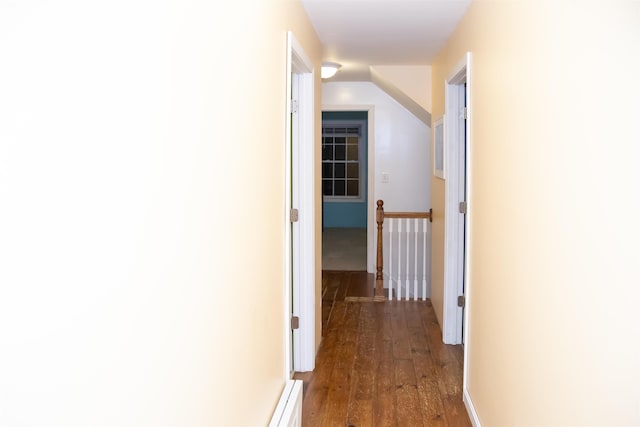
295 271 471 426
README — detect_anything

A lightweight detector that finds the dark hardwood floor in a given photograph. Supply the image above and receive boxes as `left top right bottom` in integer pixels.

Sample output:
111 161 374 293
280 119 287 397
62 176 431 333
294 271 471 427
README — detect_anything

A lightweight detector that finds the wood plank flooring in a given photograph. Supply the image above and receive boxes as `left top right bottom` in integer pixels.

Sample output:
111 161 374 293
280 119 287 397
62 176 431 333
294 271 471 427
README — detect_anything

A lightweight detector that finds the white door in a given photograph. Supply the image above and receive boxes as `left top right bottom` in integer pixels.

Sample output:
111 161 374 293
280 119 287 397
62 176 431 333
290 72 301 373
285 32 315 376
443 53 471 345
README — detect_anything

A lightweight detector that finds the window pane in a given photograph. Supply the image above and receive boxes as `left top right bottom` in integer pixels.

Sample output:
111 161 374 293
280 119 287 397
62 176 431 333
322 163 333 179
347 163 359 178
347 180 359 196
347 145 358 161
322 145 333 161
322 124 362 199
322 180 333 196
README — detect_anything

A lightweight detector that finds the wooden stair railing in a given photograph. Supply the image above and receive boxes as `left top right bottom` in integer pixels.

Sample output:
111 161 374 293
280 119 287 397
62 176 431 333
374 199 432 301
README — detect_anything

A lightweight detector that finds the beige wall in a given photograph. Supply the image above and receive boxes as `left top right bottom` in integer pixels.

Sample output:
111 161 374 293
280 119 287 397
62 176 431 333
431 1 640 425
0 1 321 426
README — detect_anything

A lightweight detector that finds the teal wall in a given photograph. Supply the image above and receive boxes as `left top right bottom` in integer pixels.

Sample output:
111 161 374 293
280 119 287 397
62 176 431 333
323 201 367 228
322 111 368 228
323 111 368 121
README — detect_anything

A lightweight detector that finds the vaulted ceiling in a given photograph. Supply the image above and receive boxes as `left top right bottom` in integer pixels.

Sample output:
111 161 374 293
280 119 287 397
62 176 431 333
300 0 472 80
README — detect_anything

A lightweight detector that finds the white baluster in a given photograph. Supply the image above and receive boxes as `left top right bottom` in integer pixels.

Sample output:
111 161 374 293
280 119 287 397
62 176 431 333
397 219 402 301
405 219 410 301
422 218 427 300
388 219 393 300
414 218 418 301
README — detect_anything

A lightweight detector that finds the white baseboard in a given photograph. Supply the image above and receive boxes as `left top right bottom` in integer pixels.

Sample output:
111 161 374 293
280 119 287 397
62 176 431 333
463 387 482 427
269 380 303 427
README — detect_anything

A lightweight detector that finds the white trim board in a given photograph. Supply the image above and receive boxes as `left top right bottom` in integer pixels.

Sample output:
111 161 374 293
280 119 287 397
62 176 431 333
321 105 376 274
463 388 482 427
285 31 316 376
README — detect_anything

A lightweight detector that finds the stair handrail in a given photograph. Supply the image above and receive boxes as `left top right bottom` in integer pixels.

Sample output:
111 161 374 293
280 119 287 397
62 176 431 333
375 199 432 301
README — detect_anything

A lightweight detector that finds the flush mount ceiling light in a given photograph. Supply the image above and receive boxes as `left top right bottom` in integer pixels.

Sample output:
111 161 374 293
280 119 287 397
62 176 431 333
321 62 341 79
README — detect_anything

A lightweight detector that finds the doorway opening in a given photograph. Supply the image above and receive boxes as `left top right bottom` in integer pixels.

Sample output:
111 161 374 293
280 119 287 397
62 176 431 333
442 54 473 417
321 112 368 271
321 106 376 277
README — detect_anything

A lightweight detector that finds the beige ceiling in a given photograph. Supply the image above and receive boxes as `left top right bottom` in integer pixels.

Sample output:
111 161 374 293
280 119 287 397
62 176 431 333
300 0 472 80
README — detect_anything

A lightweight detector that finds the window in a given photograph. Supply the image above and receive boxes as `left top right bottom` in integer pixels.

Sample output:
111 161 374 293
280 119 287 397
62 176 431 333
322 125 362 198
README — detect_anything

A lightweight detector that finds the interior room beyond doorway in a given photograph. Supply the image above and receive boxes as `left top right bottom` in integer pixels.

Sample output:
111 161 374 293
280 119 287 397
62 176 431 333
322 228 366 271
322 111 368 271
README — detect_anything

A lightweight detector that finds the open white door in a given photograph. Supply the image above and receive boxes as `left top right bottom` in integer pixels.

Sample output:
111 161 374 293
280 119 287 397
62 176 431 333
443 52 471 346
284 32 315 376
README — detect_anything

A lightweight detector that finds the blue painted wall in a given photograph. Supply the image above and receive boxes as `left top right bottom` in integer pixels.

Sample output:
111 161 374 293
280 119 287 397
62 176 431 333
323 201 367 228
322 111 368 228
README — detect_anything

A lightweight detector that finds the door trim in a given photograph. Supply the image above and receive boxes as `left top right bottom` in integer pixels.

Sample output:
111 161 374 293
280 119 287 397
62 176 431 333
285 31 315 376
321 105 376 273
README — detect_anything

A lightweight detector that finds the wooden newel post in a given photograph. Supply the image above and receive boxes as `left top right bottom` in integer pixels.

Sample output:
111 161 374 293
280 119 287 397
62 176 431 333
374 200 385 301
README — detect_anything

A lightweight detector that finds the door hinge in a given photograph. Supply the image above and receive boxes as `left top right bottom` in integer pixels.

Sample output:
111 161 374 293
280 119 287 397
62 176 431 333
457 295 465 308
463 107 468 120
291 99 298 114
290 208 299 223
291 316 300 330
459 201 467 214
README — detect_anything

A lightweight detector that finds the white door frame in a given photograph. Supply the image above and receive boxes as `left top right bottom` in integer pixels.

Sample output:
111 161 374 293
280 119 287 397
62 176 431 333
284 32 315 376
443 51 481 427
443 52 471 345
321 105 376 274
